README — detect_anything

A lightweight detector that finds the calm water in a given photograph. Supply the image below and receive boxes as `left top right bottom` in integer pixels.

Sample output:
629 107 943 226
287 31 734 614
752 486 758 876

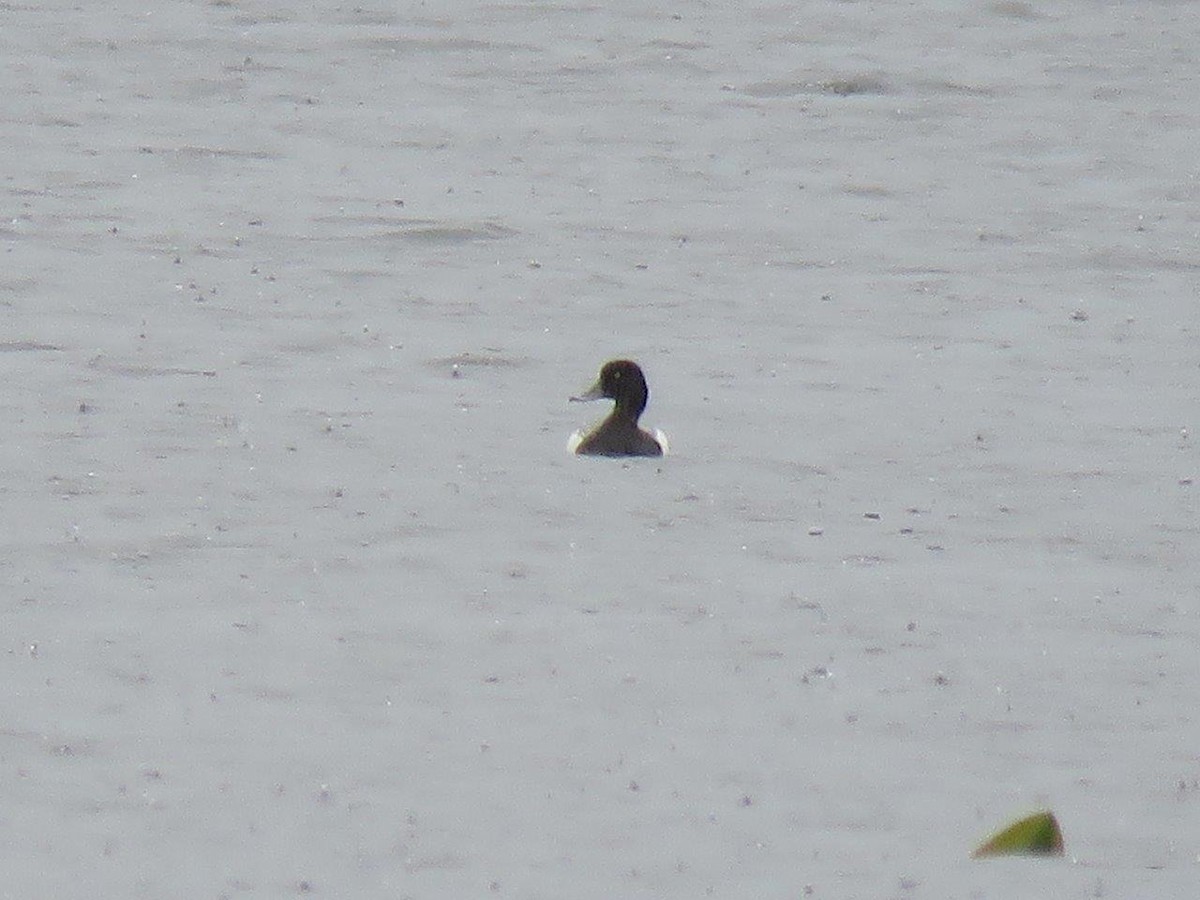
3 2 1199 897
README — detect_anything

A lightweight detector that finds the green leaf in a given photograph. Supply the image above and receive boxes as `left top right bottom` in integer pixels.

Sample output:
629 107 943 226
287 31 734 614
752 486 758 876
972 811 1065 858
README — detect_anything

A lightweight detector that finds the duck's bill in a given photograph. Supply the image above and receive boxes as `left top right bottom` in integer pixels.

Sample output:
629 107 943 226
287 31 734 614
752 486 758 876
569 379 604 402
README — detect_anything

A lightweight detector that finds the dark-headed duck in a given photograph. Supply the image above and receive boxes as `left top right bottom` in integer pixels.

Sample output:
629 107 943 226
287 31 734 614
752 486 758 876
568 359 668 457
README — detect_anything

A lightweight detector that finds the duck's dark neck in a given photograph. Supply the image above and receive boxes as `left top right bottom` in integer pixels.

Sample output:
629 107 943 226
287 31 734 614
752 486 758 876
612 390 647 421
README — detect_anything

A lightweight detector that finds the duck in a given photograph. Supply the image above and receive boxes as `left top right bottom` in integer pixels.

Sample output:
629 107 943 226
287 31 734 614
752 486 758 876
568 359 667 457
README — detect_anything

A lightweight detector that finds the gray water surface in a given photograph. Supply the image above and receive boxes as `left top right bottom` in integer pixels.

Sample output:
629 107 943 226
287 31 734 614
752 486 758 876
3 2 1198 897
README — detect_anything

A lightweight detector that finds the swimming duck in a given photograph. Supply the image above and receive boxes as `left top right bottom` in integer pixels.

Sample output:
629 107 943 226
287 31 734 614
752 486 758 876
568 359 667 457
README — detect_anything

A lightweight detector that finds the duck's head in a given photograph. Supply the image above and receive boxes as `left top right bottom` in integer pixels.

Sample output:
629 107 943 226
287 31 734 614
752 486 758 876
570 359 650 417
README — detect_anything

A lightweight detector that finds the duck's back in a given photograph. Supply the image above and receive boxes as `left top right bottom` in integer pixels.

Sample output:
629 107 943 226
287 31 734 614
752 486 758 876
575 419 663 457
